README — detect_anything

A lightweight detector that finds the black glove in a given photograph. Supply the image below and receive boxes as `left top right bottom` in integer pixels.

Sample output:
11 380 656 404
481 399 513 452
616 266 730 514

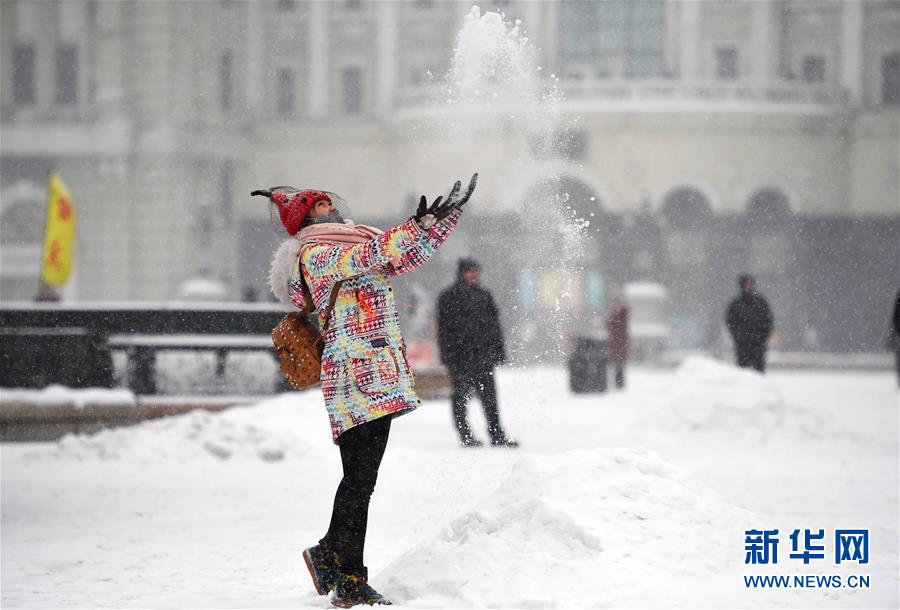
414 173 478 228
250 189 272 198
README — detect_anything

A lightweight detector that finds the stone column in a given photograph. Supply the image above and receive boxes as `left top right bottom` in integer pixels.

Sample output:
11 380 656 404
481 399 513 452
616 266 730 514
679 1 702 80
840 0 863 104
543 1 561 77
750 0 779 82
93 1 125 115
308 1 329 117
375 1 397 116
245 0 263 118
519 2 546 71
664 0 680 77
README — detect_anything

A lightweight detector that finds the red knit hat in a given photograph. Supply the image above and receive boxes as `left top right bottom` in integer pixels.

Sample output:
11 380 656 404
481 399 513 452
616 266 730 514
271 189 332 236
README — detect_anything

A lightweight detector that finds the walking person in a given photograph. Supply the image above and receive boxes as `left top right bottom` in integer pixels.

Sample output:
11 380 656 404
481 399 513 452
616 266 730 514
725 274 774 373
437 258 517 448
606 296 630 389
258 174 477 607
889 289 900 386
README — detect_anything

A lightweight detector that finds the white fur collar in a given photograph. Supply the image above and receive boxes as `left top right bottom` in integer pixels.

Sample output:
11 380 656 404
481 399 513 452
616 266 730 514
269 238 301 306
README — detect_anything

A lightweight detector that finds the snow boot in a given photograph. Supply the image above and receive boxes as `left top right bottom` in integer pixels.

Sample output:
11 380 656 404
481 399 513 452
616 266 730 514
331 568 392 607
460 436 484 448
303 544 340 595
490 435 519 448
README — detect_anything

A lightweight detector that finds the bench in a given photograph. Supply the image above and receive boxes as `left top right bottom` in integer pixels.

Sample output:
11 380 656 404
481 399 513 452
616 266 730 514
0 303 289 394
106 333 281 394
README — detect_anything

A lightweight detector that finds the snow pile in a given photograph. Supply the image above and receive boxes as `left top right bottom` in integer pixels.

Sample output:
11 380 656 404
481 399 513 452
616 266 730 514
379 447 759 608
26 396 326 463
649 357 844 442
3 368 896 608
0 385 135 408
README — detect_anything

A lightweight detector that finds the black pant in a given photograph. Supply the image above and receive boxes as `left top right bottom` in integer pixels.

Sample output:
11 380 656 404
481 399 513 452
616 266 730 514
735 344 767 373
894 348 900 386
613 364 625 388
451 368 505 442
320 415 392 574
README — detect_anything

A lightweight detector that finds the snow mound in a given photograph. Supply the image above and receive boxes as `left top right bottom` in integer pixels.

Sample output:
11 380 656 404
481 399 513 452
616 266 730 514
379 447 759 608
26 397 324 463
650 356 844 441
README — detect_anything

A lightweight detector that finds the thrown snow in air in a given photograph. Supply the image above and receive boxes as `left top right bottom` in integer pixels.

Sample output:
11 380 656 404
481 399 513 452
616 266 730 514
436 7 587 357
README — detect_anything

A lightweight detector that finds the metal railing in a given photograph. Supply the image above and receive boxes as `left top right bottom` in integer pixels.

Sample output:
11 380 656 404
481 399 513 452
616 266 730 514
0 303 289 395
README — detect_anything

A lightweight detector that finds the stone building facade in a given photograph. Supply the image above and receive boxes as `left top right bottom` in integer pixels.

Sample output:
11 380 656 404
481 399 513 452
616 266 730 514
1 0 898 353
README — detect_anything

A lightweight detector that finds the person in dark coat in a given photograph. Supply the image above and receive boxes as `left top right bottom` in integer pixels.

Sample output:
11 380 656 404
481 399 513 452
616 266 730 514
437 258 517 447
606 296 630 389
889 289 900 386
725 274 774 373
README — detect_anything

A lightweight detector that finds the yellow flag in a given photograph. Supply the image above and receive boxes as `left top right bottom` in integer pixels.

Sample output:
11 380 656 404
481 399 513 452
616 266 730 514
40 173 77 287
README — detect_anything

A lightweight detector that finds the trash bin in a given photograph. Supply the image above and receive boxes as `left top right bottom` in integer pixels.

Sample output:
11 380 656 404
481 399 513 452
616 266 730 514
568 336 608 393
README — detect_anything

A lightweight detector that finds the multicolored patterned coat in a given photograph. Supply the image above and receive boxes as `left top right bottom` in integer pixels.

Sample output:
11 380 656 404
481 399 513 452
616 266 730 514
290 211 460 443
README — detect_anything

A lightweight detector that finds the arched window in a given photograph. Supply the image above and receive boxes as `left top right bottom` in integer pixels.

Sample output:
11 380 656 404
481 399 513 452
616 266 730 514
1 181 45 301
745 188 792 274
660 187 712 266
1 182 44 245
746 188 791 221
522 176 603 225
661 187 712 226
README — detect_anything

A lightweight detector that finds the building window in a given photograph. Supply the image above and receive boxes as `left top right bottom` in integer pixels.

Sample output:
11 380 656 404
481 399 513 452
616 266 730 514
342 66 363 114
716 47 738 80
802 55 825 83
415 0 432 8
13 45 36 106
220 50 234 111
345 0 361 9
560 0 665 79
278 0 295 11
277 68 295 117
883 52 900 106
56 45 78 105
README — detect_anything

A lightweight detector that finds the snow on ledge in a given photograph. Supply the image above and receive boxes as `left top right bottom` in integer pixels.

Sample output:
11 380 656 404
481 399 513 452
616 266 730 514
0 385 136 409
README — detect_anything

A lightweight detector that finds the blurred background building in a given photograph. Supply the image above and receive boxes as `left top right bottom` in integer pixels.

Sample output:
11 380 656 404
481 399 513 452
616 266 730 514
2 0 898 356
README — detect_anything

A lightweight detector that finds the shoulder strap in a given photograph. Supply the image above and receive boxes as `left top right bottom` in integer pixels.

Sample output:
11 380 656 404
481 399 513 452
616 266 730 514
298 255 343 332
320 281 343 335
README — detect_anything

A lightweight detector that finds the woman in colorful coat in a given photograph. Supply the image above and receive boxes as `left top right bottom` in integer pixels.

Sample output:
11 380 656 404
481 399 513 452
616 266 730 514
256 174 477 607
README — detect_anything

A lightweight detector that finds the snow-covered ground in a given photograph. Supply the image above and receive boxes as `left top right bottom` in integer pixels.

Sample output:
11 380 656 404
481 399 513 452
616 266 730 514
2 358 897 608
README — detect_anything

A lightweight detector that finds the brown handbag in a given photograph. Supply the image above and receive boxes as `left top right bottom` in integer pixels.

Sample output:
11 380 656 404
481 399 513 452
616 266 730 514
272 278 343 390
